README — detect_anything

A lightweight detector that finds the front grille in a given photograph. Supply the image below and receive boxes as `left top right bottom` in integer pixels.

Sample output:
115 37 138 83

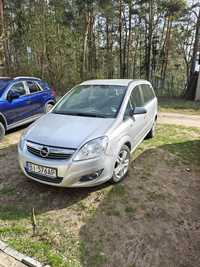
26 141 75 160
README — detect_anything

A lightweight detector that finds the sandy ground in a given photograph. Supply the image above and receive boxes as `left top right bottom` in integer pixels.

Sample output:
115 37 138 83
159 112 200 128
0 251 26 267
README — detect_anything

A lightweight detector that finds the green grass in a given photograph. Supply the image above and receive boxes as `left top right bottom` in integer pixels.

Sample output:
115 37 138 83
5 220 83 267
8 238 68 267
0 225 27 235
159 98 200 115
0 206 29 221
135 124 200 166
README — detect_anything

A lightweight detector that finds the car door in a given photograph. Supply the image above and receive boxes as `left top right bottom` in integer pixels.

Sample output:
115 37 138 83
25 80 46 116
140 84 157 133
3 81 32 125
123 85 146 149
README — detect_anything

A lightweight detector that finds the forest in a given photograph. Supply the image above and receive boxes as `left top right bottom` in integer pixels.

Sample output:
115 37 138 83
0 0 199 98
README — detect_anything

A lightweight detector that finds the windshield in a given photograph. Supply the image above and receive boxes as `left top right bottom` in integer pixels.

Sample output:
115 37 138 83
52 85 127 118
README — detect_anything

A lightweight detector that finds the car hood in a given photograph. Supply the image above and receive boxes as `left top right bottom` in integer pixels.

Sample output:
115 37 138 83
25 113 115 148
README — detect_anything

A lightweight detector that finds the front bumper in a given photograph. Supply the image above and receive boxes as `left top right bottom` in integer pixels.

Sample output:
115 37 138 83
18 146 114 187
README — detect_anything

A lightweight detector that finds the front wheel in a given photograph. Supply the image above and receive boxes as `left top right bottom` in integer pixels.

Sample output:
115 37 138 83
0 122 5 141
111 145 130 183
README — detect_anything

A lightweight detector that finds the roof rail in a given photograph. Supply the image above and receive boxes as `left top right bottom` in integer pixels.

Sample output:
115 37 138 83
14 76 41 80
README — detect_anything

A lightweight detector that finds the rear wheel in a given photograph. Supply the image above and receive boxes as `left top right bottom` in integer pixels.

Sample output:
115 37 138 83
45 103 54 113
0 122 5 141
111 145 130 183
146 118 156 139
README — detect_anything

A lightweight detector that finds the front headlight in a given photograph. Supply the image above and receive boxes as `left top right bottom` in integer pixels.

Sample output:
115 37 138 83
73 136 108 161
18 134 26 151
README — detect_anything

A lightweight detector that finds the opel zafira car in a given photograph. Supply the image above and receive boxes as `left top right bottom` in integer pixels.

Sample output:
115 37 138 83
18 79 157 187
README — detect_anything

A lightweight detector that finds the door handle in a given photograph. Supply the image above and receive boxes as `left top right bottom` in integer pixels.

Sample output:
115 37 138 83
26 100 32 104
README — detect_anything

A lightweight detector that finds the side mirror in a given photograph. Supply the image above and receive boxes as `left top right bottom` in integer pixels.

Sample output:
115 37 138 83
129 107 147 116
7 91 20 102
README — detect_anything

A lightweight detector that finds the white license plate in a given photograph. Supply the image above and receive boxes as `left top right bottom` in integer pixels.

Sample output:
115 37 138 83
26 162 57 178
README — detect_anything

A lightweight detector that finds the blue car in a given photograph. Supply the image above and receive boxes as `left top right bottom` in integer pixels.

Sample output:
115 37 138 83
0 76 56 140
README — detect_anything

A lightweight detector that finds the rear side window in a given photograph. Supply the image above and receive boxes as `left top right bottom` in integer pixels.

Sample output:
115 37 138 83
10 82 26 96
38 80 48 90
27 81 41 93
141 84 155 104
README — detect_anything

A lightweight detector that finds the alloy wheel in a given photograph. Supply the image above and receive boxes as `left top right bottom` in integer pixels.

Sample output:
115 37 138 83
113 147 130 182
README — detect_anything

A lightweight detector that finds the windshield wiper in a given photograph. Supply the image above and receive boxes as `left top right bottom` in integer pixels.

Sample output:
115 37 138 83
53 111 107 118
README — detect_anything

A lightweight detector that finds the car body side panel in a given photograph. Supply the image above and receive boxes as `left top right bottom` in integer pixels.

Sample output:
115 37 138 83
0 95 35 125
25 92 46 116
143 97 157 133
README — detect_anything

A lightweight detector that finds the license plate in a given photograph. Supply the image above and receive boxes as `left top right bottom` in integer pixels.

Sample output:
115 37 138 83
26 162 57 178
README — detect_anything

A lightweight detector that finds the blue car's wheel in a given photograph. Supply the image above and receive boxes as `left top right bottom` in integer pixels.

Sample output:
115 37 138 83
0 122 5 141
45 103 54 113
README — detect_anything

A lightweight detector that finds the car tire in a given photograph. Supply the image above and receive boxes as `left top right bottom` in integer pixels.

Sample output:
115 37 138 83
0 122 5 141
45 103 54 113
111 145 130 183
146 119 156 139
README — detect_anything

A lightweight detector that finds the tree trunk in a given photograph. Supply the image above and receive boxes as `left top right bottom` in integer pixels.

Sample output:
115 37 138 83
118 0 123 78
160 16 172 89
122 9 128 78
81 12 90 80
0 0 5 75
126 2 132 78
185 8 200 100
146 0 153 81
106 17 113 78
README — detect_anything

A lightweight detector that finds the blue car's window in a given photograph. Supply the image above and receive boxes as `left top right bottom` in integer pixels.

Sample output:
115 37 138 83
53 85 127 118
26 81 41 94
37 80 47 90
10 82 26 96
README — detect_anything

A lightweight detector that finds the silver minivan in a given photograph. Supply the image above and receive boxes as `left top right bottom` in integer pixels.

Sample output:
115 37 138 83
18 79 157 187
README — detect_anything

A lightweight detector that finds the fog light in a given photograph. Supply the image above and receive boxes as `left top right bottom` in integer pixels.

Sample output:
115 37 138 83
80 169 104 182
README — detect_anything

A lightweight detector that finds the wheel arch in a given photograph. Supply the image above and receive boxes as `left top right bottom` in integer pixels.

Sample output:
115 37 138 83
124 141 131 151
111 135 132 163
45 99 55 106
0 112 7 130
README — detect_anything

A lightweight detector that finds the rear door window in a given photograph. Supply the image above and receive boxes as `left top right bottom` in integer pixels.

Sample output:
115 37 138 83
26 81 42 94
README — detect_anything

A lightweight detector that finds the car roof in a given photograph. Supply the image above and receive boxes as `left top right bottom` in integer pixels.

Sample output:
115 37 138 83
81 79 149 86
13 76 41 81
0 76 41 81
